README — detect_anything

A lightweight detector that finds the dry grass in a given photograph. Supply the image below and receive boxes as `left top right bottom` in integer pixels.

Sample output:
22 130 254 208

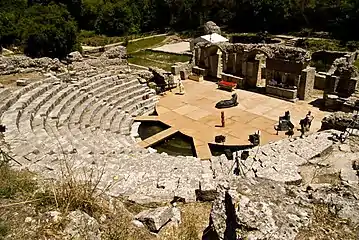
296 204 359 240
159 203 212 240
0 153 212 240
0 72 42 86
128 50 190 71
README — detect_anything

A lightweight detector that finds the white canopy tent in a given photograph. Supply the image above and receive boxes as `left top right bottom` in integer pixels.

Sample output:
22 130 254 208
190 33 229 51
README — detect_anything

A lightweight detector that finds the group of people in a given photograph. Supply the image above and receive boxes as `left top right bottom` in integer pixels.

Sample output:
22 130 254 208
275 110 314 138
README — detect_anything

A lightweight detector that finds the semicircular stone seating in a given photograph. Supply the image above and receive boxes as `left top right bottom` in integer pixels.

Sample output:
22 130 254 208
0 69 214 203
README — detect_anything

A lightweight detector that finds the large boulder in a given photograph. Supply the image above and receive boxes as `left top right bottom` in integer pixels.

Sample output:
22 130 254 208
135 206 174 232
204 21 221 35
67 51 83 62
101 46 127 59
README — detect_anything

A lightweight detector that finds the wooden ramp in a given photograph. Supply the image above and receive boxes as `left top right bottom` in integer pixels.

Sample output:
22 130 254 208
134 115 159 122
193 138 212 160
138 127 178 148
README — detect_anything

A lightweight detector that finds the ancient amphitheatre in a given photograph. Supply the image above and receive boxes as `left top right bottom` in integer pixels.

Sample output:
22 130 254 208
1 23 359 239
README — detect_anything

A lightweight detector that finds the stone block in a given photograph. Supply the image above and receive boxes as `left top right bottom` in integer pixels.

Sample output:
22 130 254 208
266 85 275 95
16 78 29 86
281 88 297 99
314 73 326 90
189 74 203 82
192 66 207 76
196 175 218 201
135 206 173 232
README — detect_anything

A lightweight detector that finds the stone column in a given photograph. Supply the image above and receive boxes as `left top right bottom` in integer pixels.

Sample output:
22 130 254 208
217 52 223 79
195 47 200 66
298 67 315 100
232 53 237 74
325 75 339 94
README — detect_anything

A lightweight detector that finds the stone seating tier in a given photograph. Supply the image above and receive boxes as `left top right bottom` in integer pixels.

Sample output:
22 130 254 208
0 70 216 204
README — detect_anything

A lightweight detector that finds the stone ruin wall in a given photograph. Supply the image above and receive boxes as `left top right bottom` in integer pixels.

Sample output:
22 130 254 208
193 42 315 100
0 46 128 77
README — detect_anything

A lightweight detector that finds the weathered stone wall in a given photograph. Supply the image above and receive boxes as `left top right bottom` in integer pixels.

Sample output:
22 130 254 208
324 57 359 98
266 58 304 75
0 55 66 75
0 46 127 76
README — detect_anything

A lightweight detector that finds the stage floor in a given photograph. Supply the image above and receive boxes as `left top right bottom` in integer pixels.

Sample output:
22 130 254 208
152 80 329 159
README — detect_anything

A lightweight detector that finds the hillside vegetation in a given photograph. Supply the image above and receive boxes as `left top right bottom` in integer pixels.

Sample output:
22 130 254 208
1 0 359 59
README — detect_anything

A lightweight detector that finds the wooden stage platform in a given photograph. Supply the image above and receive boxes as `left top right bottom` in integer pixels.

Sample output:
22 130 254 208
136 80 329 160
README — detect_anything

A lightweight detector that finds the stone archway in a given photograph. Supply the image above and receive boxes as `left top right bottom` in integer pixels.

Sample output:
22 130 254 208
245 49 271 88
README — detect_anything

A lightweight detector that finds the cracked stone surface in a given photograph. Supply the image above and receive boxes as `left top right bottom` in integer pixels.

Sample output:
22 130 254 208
205 178 359 240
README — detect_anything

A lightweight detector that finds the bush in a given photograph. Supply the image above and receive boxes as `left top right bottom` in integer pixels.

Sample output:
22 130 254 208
20 4 81 59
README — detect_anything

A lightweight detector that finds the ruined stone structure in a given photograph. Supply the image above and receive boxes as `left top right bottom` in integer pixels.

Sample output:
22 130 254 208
192 42 314 101
323 56 359 112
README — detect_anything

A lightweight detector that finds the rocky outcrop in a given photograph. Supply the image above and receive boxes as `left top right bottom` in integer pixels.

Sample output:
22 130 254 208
211 130 338 185
204 179 359 240
148 67 173 86
0 55 65 75
135 70 154 82
204 21 221 35
64 210 101 240
321 112 359 131
328 57 359 77
0 45 128 76
67 51 83 62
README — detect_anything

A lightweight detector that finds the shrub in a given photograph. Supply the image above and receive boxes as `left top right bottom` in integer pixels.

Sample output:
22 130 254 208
20 4 81 59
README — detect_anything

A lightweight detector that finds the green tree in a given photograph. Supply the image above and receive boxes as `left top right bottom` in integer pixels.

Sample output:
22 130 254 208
0 0 26 47
20 4 80 58
95 1 139 36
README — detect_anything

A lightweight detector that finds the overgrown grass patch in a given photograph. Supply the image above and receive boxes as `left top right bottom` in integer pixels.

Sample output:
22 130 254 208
126 36 167 53
296 203 359 240
131 50 190 62
0 218 9 238
0 155 210 240
0 163 37 199
79 30 159 47
129 57 171 71
160 203 211 240
354 59 359 69
128 50 190 71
